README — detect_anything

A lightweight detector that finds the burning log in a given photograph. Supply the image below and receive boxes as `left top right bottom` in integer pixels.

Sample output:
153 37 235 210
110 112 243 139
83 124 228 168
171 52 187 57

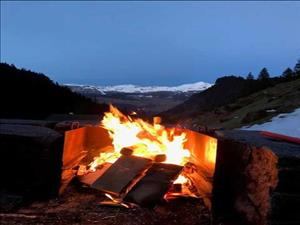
168 183 182 193
183 164 214 208
124 163 183 207
154 154 167 162
1 106 218 215
91 155 152 197
120 147 133 156
78 163 112 186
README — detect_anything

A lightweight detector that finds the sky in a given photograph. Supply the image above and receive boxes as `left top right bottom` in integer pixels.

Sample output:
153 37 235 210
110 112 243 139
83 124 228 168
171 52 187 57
1 1 300 86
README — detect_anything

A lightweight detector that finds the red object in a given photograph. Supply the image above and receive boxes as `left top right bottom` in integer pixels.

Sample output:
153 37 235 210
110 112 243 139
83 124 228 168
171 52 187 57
260 131 300 145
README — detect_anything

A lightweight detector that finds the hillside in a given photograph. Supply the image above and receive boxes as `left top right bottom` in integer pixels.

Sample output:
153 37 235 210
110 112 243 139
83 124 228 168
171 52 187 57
0 63 108 119
160 77 300 129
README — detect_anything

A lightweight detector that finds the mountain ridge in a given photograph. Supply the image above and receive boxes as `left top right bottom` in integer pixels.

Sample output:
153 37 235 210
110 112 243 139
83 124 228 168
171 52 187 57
65 81 212 115
65 81 212 94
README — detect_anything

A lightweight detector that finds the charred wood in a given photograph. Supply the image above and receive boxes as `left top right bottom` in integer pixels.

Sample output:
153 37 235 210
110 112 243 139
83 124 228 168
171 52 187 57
154 154 167 163
91 155 152 197
124 163 183 207
120 148 134 156
78 163 112 186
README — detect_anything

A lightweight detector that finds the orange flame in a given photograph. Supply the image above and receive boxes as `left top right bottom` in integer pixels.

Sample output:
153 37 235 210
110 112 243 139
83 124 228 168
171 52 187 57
90 105 190 171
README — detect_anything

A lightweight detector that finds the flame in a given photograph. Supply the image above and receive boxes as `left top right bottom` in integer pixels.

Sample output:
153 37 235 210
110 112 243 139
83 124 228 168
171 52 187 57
173 174 189 184
205 139 217 166
85 105 218 204
90 105 190 170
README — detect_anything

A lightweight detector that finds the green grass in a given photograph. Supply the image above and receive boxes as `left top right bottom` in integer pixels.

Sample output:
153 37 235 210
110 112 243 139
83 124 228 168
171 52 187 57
191 78 300 129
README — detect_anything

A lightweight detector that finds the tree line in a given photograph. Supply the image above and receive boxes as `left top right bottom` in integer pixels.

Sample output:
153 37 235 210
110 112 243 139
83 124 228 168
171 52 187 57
0 63 108 119
246 59 300 81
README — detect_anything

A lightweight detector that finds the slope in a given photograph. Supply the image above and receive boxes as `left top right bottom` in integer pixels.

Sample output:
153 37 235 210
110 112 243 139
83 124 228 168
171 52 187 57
0 63 108 119
160 77 300 129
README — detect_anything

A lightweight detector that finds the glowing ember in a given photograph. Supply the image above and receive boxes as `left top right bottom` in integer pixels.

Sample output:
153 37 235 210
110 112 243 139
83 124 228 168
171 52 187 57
82 105 218 205
173 174 189 184
90 105 190 171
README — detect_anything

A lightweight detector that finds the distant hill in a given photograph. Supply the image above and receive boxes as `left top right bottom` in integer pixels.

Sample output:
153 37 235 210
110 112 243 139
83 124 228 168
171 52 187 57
66 82 212 115
160 76 300 129
0 63 108 119
65 82 211 94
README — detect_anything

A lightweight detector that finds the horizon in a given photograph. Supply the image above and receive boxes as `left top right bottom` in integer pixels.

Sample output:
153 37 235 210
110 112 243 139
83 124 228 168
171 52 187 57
1 1 300 86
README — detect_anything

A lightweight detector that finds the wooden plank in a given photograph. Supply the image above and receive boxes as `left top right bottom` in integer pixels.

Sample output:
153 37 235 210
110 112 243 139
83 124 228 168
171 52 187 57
91 155 152 197
124 163 183 207
78 163 112 186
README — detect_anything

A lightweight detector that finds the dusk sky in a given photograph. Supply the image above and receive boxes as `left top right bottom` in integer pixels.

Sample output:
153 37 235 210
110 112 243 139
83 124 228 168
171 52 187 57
1 1 300 85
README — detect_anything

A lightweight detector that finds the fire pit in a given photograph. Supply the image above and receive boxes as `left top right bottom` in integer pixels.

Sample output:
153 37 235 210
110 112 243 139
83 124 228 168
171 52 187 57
1 106 299 225
61 105 217 210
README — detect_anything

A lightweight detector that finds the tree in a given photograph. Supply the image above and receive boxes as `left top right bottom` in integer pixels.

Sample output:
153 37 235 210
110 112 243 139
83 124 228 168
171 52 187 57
246 72 254 80
258 67 270 80
281 67 294 79
294 59 300 77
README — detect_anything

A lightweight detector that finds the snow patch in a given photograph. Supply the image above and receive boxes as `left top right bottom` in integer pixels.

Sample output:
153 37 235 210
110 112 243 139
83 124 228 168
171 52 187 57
242 108 300 138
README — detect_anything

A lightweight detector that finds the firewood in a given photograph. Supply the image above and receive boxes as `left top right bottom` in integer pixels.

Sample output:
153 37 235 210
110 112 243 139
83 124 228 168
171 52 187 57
154 154 166 162
183 162 197 174
124 163 183 207
168 183 182 193
98 200 130 208
91 155 152 197
120 148 133 156
78 163 112 186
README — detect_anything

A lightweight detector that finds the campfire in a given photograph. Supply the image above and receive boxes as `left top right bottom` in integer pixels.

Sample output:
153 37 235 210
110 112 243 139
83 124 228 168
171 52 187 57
61 105 217 208
3 105 298 225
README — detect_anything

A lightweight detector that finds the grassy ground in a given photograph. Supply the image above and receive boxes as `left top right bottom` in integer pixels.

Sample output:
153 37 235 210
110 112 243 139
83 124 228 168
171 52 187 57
182 79 300 129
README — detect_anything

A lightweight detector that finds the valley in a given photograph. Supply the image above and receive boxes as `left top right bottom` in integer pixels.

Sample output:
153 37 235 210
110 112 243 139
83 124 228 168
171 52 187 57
66 82 211 115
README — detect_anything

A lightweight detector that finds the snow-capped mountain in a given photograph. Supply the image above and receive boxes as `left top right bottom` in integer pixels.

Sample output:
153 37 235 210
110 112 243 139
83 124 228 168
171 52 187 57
65 81 212 114
65 81 212 94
